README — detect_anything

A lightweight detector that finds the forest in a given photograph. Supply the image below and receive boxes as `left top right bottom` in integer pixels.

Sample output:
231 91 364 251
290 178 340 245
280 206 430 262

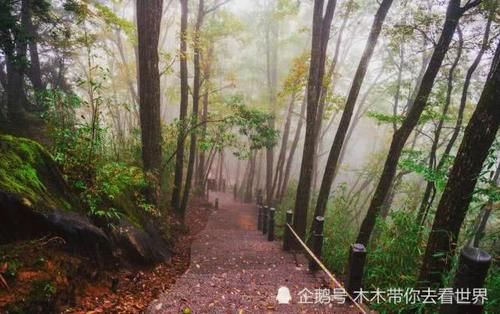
0 0 499 313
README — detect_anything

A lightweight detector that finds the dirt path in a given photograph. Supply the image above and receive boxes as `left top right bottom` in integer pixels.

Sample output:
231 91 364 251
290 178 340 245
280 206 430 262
147 192 360 313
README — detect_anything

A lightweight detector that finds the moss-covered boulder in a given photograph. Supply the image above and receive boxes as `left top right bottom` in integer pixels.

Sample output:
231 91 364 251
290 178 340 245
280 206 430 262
0 134 80 213
0 134 112 259
0 134 171 265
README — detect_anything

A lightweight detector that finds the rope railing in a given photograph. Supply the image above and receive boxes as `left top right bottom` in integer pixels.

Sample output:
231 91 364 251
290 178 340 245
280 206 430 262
257 201 493 313
257 203 368 313
285 223 368 314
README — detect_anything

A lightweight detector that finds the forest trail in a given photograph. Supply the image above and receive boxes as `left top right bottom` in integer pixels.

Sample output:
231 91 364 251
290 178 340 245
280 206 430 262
147 192 359 313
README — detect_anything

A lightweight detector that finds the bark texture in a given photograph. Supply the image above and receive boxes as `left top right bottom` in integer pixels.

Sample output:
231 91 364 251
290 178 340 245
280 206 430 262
136 0 164 204
313 0 393 221
418 40 500 287
356 0 470 246
172 0 189 213
292 0 337 243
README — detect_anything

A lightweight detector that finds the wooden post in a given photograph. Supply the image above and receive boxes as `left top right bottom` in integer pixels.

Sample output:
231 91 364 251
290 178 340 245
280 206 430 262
440 247 492 314
215 198 219 210
262 206 268 235
283 210 293 251
345 243 367 297
257 189 263 205
308 216 324 271
257 205 263 231
267 208 275 241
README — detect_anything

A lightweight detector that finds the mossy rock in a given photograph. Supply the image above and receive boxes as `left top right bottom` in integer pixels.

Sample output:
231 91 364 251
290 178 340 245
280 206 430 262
0 135 169 265
0 135 112 259
0 134 81 213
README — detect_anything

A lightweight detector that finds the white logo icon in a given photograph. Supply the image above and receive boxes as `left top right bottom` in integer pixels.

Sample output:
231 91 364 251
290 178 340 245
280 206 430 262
276 286 292 304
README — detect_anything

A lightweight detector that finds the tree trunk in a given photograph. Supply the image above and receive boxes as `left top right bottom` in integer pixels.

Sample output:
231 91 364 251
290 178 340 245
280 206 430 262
245 151 257 202
356 0 471 246
417 27 463 225
310 0 353 195
336 64 385 177
172 0 189 213
279 96 307 201
136 0 164 205
114 29 139 105
180 0 204 217
234 158 241 198
292 0 337 244
437 8 494 172
196 46 213 196
418 40 500 287
6 57 28 119
265 13 278 205
271 95 295 201
313 0 393 222
22 0 43 92
217 150 224 191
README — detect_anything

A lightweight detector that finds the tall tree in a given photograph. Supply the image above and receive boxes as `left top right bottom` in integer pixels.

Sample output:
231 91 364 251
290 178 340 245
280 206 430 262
19 0 44 92
355 0 481 246
417 27 464 225
279 96 306 201
311 0 354 193
418 39 500 287
292 0 337 243
264 2 278 205
136 0 164 204
172 0 189 213
195 44 215 195
312 0 394 222
0 0 31 118
180 0 204 218
271 95 295 201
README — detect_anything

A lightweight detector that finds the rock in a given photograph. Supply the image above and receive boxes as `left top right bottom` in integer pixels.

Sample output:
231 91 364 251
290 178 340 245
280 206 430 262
110 218 171 265
46 210 113 259
0 135 170 265
0 191 113 259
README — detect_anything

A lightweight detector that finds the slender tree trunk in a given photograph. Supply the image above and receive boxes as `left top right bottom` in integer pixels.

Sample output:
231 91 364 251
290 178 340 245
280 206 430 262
280 96 307 201
418 40 500 287
217 150 224 191
239 158 251 199
437 8 494 173
202 145 216 187
293 0 337 244
356 0 475 246
196 47 213 196
265 14 278 205
417 27 464 225
271 95 295 200
245 151 257 202
136 0 164 205
234 158 241 198
310 0 353 195
313 0 393 222
172 0 189 212
114 29 139 105
180 0 205 217
336 64 385 172
22 0 43 92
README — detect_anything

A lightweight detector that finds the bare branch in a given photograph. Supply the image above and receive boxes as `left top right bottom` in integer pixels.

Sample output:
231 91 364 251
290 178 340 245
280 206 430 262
204 0 232 15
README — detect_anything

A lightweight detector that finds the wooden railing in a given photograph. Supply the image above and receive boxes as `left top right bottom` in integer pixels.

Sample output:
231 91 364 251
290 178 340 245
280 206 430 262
256 202 493 314
257 204 368 314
